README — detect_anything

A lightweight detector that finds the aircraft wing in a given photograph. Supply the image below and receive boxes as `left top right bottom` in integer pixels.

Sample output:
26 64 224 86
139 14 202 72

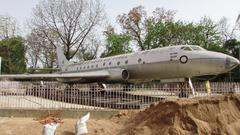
0 70 110 79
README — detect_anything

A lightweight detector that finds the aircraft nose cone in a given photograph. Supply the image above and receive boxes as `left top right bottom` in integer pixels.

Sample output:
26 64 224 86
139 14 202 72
225 56 240 70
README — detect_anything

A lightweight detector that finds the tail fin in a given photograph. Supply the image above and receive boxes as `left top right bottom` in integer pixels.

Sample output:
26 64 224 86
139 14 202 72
55 45 71 70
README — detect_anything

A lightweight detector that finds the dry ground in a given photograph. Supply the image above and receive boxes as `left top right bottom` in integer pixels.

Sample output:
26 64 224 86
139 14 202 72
0 95 240 135
0 116 127 135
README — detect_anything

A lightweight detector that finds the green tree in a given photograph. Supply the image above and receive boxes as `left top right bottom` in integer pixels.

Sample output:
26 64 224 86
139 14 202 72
0 37 26 74
102 28 132 57
220 39 240 81
197 17 222 50
144 21 190 49
117 6 223 52
223 39 240 57
144 16 224 52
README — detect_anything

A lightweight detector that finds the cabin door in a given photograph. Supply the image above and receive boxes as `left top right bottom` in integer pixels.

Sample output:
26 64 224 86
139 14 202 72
169 52 178 61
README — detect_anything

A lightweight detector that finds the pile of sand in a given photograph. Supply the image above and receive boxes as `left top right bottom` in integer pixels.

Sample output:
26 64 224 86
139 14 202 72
120 95 240 135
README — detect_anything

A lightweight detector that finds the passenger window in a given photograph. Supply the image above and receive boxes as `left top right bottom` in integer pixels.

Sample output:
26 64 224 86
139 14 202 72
109 62 111 65
125 60 128 64
117 61 120 65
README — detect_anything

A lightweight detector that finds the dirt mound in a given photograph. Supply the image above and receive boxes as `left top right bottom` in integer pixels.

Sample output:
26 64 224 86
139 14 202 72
122 95 240 135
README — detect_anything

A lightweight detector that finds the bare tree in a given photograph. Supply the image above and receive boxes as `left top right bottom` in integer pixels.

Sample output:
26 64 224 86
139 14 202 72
0 14 18 40
152 7 176 23
117 6 147 50
29 0 105 60
25 29 42 68
117 6 176 50
233 14 240 39
218 17 231 42
26 27 59 68
218 16 240 42
77 33 101 61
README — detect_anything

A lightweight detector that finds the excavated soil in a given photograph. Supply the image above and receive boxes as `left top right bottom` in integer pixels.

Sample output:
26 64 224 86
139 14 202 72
0 95 240 135
120 94 240 135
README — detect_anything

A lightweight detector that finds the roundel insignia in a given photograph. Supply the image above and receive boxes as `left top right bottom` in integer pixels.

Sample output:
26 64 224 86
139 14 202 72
180 55 188 64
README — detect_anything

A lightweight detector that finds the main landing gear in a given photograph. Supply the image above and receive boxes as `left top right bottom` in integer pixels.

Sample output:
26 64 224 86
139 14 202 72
178 78 195 98
178 82 189 98
89 83 107 96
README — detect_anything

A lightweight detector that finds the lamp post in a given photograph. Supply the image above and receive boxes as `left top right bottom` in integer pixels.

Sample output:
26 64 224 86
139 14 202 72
0 57 1 74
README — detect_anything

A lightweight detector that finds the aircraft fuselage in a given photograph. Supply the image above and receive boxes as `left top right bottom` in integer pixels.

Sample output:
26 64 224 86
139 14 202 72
58 45 239 83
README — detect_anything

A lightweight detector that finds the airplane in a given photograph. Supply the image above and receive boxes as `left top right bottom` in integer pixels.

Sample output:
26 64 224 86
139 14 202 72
0 45 239 85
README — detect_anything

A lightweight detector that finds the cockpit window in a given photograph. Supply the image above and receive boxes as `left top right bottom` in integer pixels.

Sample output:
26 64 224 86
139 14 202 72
180 46 205 51
191 46 204 51
180 47 185 50
184 47 192 51
180 46 192 51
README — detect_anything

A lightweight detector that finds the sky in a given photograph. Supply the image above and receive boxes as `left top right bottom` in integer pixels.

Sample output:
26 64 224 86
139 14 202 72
103 0 240 27
0 0 240 33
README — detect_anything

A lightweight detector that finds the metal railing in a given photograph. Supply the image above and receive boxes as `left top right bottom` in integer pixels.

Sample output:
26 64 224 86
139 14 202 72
0 81 239 110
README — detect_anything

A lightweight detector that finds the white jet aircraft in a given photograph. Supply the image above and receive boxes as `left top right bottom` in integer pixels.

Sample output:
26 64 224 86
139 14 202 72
0 45 239 84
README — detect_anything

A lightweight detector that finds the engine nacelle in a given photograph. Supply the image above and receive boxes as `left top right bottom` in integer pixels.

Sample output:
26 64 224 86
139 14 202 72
106 68 130 82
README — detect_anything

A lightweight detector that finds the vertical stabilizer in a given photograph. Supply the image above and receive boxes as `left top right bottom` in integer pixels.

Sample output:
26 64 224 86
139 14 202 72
55 45 71 70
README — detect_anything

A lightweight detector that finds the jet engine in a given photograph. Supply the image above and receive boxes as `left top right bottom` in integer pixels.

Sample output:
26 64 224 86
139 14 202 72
106 68 130 82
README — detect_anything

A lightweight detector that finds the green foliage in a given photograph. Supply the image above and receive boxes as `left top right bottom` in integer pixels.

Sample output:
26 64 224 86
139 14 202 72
116 6 225 52
102 33 132 57
224 39 240 57
144 17 223 52
197 17 222 50
144 21 192 49
0 37 26 74
221 38 240 81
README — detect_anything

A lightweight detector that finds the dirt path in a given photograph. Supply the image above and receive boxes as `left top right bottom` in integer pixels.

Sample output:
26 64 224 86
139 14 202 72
0 117 127 135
